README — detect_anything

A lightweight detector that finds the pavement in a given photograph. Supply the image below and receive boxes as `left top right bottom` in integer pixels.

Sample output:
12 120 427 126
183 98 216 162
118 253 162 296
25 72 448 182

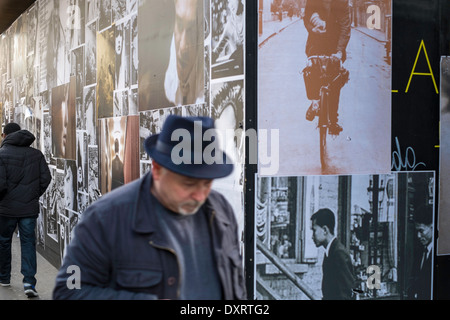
258 15 388 48
259 15 301 48
0 232 58 300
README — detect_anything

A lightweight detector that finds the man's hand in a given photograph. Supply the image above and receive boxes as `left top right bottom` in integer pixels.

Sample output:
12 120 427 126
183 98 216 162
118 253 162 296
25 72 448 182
310 13 326 33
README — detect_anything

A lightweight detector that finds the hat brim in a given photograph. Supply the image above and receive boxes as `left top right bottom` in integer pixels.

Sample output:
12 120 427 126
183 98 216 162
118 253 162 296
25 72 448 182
144 134 234 180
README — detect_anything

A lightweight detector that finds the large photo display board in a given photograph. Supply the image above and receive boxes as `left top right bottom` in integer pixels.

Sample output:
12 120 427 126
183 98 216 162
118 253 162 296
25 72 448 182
0 0 449 301
254 171 435 300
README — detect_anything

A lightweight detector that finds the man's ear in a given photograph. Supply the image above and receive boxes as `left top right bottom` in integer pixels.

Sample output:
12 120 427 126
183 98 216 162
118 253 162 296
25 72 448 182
151 161 162 181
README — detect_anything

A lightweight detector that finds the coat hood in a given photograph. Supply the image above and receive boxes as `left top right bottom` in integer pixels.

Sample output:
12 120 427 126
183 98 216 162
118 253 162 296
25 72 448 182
1 130 36 148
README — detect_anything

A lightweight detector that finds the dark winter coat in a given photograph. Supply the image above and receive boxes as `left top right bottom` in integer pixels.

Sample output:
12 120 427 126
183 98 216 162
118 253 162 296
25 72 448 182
52 172 247 300
0 130 51 218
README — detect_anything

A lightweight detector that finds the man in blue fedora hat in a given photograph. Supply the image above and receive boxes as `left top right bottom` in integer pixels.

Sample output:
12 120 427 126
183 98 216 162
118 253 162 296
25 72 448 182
53 115 247 300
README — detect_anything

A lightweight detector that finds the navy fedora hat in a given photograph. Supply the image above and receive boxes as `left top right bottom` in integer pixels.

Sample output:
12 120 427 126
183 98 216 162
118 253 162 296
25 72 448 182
144 115 234 179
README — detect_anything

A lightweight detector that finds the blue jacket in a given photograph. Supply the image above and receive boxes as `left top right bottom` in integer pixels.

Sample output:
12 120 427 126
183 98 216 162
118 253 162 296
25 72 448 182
52 172 247 300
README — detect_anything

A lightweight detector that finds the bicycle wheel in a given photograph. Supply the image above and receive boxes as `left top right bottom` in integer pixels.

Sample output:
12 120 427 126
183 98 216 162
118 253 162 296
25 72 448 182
319 125 327 168
318 87 329 169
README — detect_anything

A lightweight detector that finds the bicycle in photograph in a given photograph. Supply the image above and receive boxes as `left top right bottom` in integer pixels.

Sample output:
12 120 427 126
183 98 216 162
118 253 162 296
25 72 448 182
302 55 349 169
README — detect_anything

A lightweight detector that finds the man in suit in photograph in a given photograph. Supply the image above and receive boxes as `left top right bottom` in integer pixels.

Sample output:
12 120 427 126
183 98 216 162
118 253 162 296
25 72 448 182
311 208 355 300
408 204 433 300
303 0 351 135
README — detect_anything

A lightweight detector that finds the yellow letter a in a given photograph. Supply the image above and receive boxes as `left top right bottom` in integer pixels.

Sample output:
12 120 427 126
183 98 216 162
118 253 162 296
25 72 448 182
405 40 439 94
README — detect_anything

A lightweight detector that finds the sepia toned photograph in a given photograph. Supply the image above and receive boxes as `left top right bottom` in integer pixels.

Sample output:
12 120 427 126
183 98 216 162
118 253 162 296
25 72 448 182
138 0 205 110
255 171 435 300
258 0 392 176
438 56 450 255
99 115 140 194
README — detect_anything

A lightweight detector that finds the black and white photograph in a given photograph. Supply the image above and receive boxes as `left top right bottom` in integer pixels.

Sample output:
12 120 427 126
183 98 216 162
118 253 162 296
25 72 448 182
211 0 245 79
0 0 250 287
438 56 450 255
211 79 245 190
42 105 52 161
11 16 27 78
76 131 88 193
99 116 139 194
51 79 76 159
64 160 78 212
27 4 38 56
138 106 183 161
97 26 115 119
130 14 138 86
138 0 204 109
37 204 46 247
112 0 127 23
77 190 89 214
68 0 85 49
87 144 100 202
258 0 391 176
254 171 435 300
71 46 85 99
83 84 97 145
129 86 138 115
183 103 210 117
99 117 125 193
86 0 99 24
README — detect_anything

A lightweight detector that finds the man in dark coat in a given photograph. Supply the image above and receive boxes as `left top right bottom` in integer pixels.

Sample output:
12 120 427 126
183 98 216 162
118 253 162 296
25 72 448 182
311 208 355 300
53 115 247 300
0 123 51 298
303 0 351 135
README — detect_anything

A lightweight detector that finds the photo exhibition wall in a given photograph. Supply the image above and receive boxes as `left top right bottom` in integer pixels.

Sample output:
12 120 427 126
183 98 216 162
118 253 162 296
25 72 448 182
0 0 450 300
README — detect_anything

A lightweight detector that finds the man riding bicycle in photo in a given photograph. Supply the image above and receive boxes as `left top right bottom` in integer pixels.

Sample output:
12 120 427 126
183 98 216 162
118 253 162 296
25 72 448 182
303 0 351 135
